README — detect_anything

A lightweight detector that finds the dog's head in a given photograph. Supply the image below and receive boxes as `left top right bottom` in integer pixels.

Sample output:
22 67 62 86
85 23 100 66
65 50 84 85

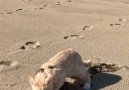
28 72 53 90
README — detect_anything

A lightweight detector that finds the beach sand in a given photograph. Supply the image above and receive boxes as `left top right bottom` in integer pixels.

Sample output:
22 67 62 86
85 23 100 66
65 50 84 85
0 0 129 90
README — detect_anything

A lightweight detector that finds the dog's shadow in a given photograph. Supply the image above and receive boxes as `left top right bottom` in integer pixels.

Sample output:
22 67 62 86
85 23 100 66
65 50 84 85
60 73 122 90
91 73 122 90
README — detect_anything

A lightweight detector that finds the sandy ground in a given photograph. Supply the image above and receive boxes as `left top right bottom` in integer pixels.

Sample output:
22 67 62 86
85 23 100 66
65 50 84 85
0 0 129 90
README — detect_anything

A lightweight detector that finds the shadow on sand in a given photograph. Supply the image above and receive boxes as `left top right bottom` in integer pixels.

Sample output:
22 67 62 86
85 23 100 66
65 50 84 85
60 73 122 90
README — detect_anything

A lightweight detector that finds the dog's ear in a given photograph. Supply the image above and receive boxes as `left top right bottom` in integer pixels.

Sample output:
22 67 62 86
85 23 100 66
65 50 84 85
28 76 36 85
44 75 53 86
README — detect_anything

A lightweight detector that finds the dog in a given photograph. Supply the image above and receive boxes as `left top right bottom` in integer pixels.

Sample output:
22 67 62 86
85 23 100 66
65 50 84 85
28 49 92 90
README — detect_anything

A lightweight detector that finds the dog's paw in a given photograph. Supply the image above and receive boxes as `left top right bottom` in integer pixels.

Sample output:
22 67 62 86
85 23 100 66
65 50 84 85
83 82 90 89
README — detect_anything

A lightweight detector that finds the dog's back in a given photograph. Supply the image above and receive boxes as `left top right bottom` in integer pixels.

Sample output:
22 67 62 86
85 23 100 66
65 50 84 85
41 49 85 75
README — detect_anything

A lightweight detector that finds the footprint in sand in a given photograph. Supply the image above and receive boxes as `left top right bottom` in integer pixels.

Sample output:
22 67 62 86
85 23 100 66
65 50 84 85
56 2 62 5
64 34 83 40
4 41 40 56
1 9 26 15
119 18 128 22
5 12 14 14
67 0 72 2
44 5 48 7
39 7 43 9
22 41 40 50
50 1 62 7
41 5 49 9
34 7 44 10
125 65 129 70
1 12 14 15
0 61 19 71
34 8 38 10
34 2 61 10
22 0 32 1
34 8 43 10
34 5 49 10
16 9 24 11
16 8 27 11
110 23 124 26
82 26 94 31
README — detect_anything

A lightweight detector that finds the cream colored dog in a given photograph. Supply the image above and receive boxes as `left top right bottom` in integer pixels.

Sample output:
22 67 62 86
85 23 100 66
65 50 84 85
28 49 92 90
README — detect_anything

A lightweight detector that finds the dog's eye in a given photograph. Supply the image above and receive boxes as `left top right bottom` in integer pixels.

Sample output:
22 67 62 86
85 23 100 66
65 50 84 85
48 66 54 69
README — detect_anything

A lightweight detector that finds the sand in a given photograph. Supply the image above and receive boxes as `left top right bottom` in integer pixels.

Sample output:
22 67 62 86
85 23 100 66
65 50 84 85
0 0 129 90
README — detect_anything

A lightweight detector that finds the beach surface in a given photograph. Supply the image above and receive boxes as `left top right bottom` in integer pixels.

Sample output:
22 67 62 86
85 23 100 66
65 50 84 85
0 0 129 90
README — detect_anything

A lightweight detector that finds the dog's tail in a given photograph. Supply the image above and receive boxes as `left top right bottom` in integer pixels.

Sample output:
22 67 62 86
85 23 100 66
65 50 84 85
83 60 92 67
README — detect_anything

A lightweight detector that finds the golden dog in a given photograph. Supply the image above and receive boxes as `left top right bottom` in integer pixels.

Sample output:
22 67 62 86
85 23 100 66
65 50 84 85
28 49 91 90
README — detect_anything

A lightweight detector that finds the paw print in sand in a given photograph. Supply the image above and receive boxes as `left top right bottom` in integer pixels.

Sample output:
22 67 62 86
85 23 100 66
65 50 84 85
0 61 19 71
3 41 40 56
